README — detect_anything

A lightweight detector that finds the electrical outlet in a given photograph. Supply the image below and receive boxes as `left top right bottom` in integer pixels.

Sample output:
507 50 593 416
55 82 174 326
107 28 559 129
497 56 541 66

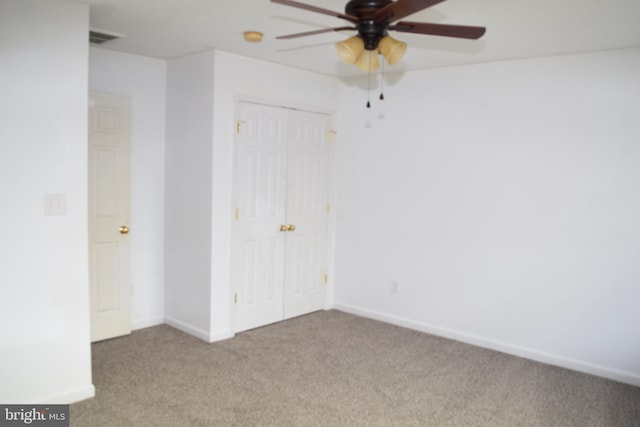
43 194 67 216
391 280 399 294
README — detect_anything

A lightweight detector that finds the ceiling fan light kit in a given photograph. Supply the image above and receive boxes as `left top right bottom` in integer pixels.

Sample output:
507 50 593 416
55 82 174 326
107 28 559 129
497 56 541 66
355 48 380 72
335 34 406 69
335 35 365 64
377 35 407 66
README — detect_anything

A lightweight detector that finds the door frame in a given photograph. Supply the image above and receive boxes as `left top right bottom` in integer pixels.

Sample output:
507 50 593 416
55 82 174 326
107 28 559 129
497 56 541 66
230 96 338 332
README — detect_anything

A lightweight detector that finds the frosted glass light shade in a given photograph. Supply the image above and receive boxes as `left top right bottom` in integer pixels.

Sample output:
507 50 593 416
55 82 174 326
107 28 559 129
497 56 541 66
378 35 407 65
335 36 365 64
355 49 380 72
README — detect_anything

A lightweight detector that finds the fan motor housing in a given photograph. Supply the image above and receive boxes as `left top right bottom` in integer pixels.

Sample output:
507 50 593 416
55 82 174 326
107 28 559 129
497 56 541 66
346 0 393 50
358 22 388 50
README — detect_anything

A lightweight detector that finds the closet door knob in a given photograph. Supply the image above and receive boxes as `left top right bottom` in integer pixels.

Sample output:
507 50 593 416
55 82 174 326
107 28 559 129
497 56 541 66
280 225 288 232
119 225 130 234
286 224 296 232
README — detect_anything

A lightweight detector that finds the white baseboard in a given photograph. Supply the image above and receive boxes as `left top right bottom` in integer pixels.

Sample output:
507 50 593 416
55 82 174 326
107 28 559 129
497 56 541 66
164 316 211 342
333 302 640 388
164 316 234 343
131 317 164 331
208 329 234 343
40 384 95 404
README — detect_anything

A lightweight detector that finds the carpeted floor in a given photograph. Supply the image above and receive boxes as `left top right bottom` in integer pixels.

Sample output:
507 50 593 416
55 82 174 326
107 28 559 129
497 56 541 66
71 310 640 426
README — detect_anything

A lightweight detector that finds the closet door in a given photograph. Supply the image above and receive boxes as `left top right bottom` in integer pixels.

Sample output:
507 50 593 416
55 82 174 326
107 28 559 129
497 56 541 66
283 110 330 319
232 102 330 333
232 102 288 332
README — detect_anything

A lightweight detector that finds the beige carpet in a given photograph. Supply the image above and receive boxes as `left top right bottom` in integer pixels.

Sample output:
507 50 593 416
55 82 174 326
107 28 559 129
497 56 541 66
71 310 640 426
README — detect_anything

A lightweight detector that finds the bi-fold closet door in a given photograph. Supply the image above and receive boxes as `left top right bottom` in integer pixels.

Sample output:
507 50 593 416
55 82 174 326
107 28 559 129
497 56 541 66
232 101 331 333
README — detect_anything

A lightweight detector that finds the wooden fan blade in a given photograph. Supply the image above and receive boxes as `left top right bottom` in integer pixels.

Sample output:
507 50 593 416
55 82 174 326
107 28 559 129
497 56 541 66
374 0 446 24
390 21 486 39
276 27 356 39
271 0 359 22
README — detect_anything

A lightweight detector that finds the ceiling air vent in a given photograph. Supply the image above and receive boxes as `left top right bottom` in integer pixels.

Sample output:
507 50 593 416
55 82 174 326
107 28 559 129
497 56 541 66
89 30 122 45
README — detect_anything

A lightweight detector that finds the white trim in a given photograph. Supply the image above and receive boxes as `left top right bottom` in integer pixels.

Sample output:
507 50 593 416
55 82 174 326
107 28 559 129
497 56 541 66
232 93 335 118
131 318 164 331
208 330 234 343
39 385 96 404
164 316 234 343
324 115 338 312
334 303 640 388
164 316 211 342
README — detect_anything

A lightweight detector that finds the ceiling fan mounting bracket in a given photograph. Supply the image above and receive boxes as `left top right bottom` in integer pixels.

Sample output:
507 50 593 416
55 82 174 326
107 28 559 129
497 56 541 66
345 0 393 18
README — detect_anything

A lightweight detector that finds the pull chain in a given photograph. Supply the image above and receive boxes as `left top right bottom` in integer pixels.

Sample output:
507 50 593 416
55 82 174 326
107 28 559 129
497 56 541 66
379 58 385 101
366 52 372 108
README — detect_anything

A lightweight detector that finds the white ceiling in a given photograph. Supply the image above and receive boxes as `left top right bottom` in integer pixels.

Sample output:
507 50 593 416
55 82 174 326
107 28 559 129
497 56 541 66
83 0 640 78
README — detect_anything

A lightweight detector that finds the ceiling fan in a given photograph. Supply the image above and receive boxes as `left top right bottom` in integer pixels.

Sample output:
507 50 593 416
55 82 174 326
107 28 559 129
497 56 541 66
272 0 486 72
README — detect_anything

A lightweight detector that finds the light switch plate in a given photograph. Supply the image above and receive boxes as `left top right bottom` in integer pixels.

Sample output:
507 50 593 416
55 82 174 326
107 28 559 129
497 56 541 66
44 194 67 216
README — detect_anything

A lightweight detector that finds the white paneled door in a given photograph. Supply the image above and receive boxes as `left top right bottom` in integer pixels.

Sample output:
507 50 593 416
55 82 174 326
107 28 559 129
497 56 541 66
283 110 330 319
233 102 330 333
88 92 132 342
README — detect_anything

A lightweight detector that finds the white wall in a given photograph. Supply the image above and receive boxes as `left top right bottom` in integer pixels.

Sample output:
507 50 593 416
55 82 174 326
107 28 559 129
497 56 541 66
0 0 94 403
164 52 216 339
334 49 640 386
89 48 166 330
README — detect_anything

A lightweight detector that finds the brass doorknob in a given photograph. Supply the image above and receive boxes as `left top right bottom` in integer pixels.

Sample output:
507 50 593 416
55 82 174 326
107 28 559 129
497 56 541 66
286 224 296 232
119 226 130 234
280 225 288 232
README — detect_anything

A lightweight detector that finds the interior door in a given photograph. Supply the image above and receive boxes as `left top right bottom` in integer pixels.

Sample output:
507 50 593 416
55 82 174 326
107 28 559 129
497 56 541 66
283 110 330 319
88 92 132 342
232 102 288 332
232 102 330 333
